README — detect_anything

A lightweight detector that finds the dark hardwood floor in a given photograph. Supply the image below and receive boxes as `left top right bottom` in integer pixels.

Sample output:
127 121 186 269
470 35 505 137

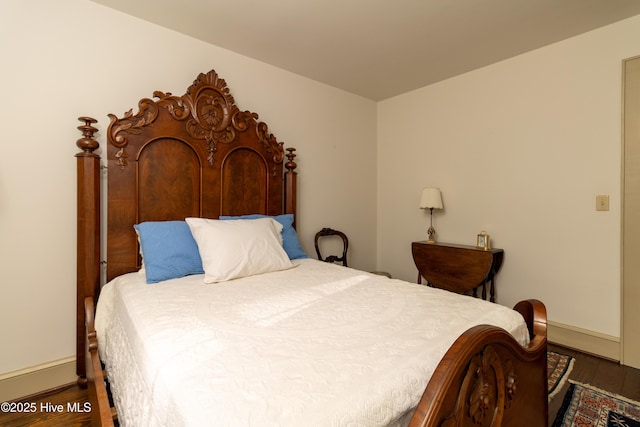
0 382 92 427
548 343 640 425
1 344 638 426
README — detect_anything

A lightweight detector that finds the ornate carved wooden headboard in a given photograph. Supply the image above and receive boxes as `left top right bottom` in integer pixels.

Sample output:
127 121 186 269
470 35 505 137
75 69 298 380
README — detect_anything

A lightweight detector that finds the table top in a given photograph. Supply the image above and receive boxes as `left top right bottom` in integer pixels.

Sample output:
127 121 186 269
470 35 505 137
412 240 503 254
411 241 503 294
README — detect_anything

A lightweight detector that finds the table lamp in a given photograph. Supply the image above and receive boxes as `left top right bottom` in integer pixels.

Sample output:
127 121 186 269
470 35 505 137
419 187 443 243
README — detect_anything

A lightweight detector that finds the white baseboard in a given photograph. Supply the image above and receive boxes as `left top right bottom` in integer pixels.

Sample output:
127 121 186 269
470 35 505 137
548 320 621 361
0 357 77 402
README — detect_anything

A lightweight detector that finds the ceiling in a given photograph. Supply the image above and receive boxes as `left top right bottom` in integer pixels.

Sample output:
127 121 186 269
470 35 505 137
92 0 640 101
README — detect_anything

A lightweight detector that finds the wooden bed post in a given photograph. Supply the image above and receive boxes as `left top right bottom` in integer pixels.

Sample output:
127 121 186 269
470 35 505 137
284 148 297 227
75 117 101 385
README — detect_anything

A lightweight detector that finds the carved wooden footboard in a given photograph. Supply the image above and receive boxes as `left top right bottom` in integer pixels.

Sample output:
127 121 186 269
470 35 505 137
408 299 548 427
84 298 546 427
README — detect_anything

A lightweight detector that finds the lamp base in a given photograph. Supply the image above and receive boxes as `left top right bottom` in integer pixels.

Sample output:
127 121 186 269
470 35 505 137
427 226 436 243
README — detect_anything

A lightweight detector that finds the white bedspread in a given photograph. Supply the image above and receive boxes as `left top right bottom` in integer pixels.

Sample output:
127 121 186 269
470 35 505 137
95 259 529 427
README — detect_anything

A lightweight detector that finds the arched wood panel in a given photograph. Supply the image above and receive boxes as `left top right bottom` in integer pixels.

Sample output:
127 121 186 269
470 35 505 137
221 148 267 216
137 138 201 222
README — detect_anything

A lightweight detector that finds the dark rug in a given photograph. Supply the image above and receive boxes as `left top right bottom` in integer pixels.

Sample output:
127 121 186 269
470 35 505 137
548 351 575 399
552 381 640 426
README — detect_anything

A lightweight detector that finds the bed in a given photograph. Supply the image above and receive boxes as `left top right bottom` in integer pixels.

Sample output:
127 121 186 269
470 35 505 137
75 69 548 426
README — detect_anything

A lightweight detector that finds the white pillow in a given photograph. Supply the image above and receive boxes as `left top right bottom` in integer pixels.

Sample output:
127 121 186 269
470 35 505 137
185 217 294 283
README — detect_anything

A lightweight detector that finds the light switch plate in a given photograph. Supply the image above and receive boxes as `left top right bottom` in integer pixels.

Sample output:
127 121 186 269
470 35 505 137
596 195 609 211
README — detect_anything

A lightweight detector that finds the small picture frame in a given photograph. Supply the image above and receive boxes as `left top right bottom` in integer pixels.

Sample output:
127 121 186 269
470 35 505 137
476 231 490 250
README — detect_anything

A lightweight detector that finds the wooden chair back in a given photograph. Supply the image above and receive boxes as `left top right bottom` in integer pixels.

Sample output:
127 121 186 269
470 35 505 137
314 228 348 267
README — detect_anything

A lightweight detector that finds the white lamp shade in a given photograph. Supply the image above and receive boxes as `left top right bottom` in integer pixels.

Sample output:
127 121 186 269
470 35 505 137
419 187 443 210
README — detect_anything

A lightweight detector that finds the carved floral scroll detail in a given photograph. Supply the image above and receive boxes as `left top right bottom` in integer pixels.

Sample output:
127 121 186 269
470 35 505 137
107 100 159 168
441 345 516 427
256 121 285 176
504 360 516 409
107 70 284 167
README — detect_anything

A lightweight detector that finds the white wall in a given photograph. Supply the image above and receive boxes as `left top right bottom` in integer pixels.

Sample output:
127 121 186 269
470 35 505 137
0 0 377 380
377 14 640 339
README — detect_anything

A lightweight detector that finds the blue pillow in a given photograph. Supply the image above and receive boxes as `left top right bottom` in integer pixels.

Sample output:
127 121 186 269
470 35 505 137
134 221 204 283
219 214 309 260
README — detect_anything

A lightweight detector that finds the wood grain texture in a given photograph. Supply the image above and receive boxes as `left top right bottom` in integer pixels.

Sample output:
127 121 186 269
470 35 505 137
0 384 92 427
412 241 504 301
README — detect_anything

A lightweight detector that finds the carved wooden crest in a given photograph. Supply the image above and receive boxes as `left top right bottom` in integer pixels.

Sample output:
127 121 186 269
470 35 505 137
107 70 283 168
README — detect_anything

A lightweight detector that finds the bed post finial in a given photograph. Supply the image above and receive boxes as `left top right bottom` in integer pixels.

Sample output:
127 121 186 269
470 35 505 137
75 116 101 385
285 147 297 171
284 148 298 227
76 117 99 154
